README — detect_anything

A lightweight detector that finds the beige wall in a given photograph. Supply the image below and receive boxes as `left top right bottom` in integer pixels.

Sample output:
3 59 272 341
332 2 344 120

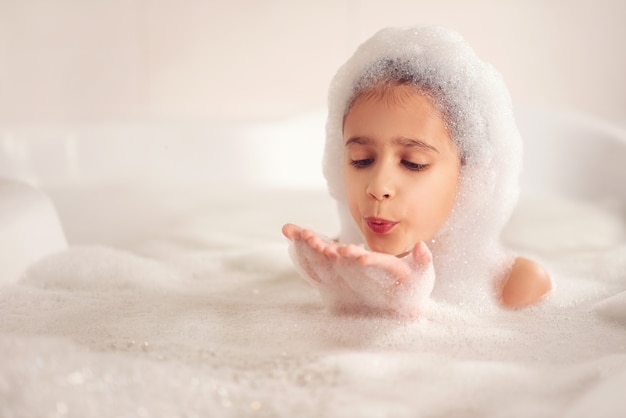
1 0 624 127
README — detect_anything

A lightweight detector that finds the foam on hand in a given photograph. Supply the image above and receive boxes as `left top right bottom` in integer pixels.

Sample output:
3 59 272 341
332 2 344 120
288 238 436 317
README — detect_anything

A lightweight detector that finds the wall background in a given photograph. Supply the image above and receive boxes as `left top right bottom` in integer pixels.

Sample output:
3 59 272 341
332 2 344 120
1 0 625 128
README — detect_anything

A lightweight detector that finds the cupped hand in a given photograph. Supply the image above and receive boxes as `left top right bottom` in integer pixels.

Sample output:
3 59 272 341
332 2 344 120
282 223 435 318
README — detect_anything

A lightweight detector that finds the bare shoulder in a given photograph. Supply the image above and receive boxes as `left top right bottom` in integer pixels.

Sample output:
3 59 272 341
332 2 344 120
500 257 552 308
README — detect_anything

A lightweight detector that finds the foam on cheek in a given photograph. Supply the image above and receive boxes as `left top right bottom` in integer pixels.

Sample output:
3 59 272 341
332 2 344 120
323 26 523 308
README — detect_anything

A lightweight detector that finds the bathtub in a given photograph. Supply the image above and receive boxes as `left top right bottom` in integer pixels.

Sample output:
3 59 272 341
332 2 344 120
1 106 625 417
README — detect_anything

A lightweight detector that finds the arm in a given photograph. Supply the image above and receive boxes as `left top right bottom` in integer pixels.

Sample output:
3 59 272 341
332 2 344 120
500 257 552 308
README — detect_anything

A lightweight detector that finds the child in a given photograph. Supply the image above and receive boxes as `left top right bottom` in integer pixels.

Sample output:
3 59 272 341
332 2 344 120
282 26 552 317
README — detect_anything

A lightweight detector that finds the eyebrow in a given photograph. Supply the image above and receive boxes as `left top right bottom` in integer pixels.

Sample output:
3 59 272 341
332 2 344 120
345 136 439 153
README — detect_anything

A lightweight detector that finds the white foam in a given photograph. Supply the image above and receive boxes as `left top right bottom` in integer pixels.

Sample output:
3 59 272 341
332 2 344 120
21 245 182 291
594 290 626 325
1 186 624 417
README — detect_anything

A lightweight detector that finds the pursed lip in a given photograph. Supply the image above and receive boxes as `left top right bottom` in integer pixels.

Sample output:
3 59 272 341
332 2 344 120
365 217 398 234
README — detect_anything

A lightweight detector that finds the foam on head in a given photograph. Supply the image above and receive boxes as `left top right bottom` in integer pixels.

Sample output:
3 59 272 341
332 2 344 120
323 26 523 306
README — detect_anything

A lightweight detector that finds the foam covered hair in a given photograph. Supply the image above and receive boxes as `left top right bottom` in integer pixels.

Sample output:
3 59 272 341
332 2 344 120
322 26 523 302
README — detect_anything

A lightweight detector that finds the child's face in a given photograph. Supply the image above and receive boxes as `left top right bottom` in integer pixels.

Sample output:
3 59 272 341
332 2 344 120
342 85 461 255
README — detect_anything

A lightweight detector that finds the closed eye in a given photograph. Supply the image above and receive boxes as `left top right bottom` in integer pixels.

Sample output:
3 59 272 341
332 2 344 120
402 160 428 171
350 158 374 168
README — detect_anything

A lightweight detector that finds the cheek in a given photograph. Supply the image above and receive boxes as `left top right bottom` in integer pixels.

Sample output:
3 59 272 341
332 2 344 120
405 169 459 226
438 169 459 201
343 163 365 191
434 167 461 220
343 171 368 225
344 172 361 202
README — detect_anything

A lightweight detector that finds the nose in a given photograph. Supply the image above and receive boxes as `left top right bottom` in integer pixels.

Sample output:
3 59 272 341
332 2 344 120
366 165 395 201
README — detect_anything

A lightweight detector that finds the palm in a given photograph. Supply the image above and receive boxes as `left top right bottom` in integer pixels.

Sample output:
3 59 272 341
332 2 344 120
283 224 435 318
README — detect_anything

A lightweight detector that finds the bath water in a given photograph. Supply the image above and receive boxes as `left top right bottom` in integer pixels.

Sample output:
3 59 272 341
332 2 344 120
1 186 625 417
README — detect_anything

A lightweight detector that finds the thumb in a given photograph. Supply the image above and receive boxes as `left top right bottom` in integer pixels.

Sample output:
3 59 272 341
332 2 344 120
411 241 433 268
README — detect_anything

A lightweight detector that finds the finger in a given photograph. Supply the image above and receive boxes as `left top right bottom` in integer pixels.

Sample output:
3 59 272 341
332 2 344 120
291 229 334 264
411 241 432 266
304 232 325 252
282 223 301 240
300 228 317 241
323 244 339 261
336 245 351 258
299 230 337 261
337 244 367 259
